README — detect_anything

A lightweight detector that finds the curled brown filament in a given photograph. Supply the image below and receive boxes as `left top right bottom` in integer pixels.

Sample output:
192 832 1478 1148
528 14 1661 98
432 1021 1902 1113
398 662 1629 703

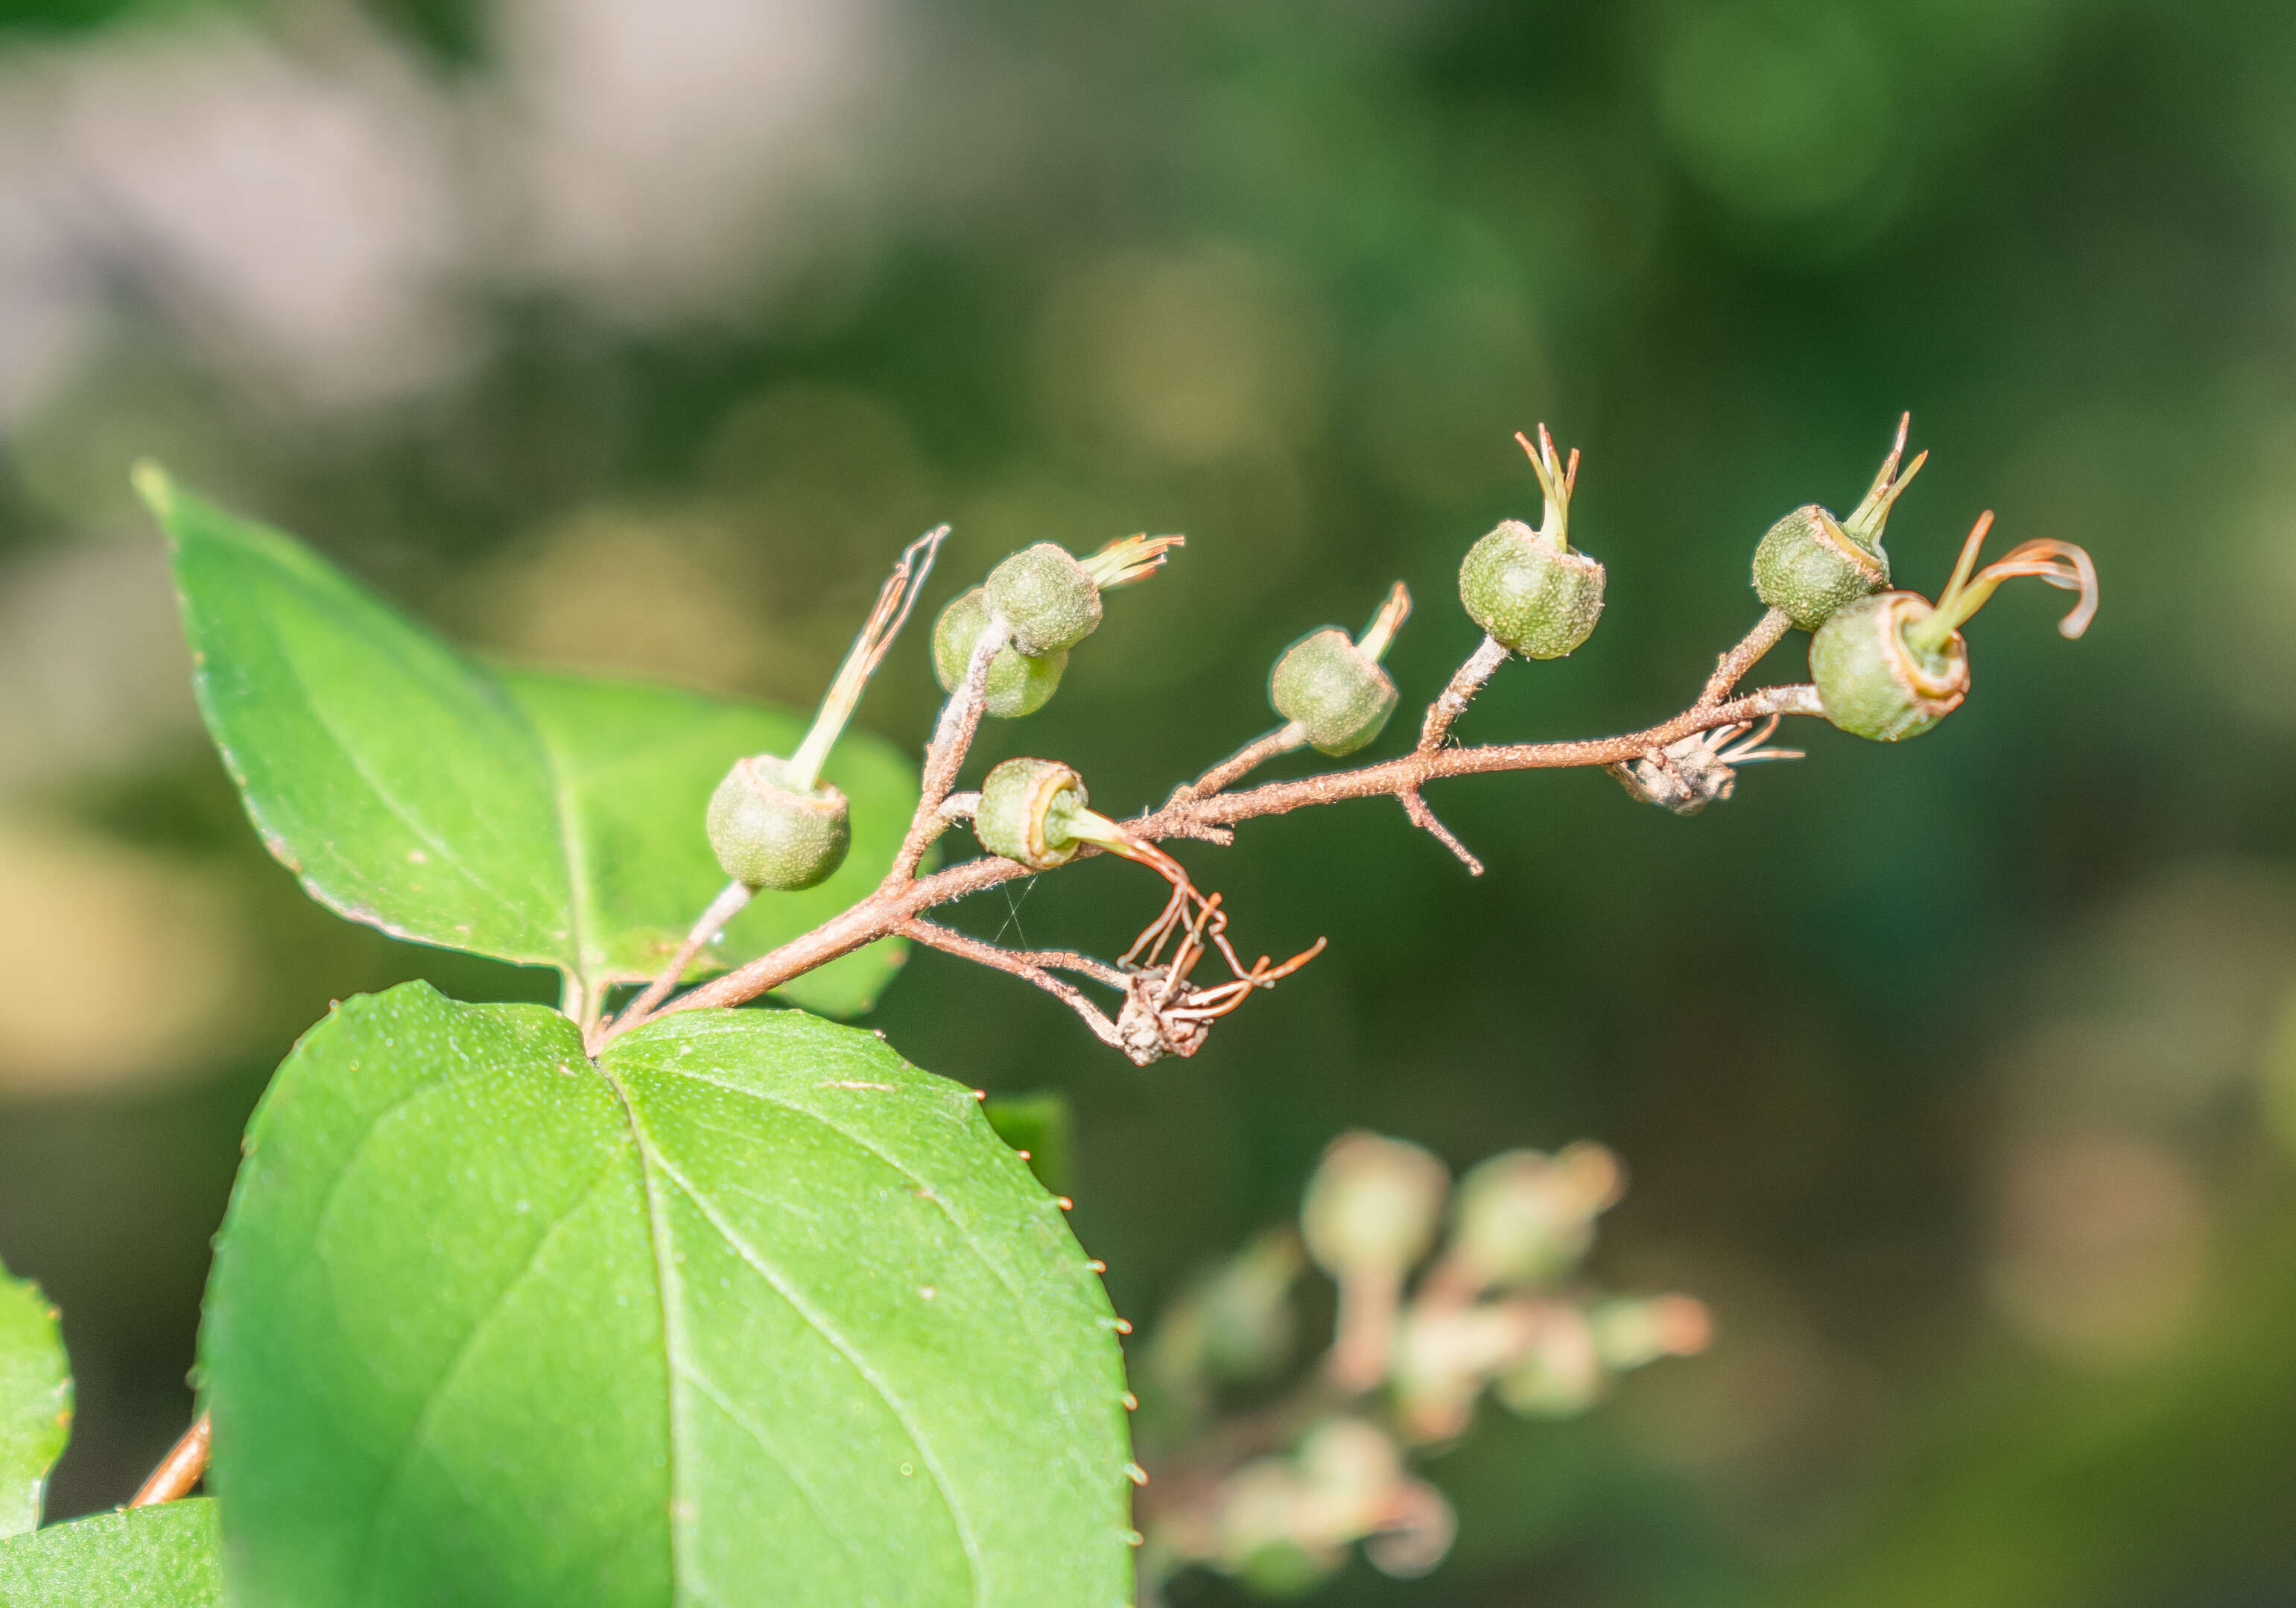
1909 510 2099 653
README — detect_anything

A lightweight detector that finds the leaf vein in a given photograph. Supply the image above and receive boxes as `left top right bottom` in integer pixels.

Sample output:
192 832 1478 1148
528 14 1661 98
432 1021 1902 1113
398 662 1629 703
638 1140 987 1607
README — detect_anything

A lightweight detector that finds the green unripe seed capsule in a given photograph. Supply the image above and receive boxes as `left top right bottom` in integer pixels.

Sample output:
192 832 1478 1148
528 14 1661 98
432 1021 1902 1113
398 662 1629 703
1810 507 2099 742
932 586 1067 718
1459 426 1604 659
1751 504 1889 631
1809 592 1968 741
986 542 1103 655
1459 522 1606 659
975 757 1094 869
1752 414 1927 631
1270 629 1399 756
1300 1132 1449 1278
705 756 852 890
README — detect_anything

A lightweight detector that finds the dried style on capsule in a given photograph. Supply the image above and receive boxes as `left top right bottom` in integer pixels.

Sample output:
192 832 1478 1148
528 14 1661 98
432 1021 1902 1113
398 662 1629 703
1813 510 2097 741
1269 583 1410 756
703 525 945 892
1459 427 1605 659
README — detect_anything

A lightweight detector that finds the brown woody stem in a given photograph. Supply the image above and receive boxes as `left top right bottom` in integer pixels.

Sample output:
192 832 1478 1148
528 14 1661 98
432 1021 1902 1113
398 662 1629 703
903 920 1128 1049
130 1414 212 1507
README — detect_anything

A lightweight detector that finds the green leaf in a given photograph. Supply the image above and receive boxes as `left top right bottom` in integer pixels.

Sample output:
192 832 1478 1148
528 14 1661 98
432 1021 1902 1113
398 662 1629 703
983 1092 1076 1197
143 465 918 1017
203 982 1134 1607
0 1260 69 1538
0 1499 222 1606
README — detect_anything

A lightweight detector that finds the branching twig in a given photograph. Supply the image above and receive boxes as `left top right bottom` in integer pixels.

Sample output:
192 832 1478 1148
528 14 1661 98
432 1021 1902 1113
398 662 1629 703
615 678 1821 1034
130 1414 212 1507
902 919 1129 1051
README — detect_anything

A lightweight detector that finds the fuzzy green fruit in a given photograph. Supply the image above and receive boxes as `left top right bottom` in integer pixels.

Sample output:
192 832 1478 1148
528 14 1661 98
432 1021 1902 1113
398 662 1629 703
1752 504 1889 631
1810 592 1969 741
975 757 1091 868
1270 627 1400 756
1300 1132 1448 1277
1459 520 1606 659
705 756 852 890
932 586 1067 718
986 542 1103 655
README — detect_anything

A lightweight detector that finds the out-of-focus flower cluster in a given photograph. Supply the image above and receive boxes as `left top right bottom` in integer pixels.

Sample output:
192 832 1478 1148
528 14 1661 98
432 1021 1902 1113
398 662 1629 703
1134 1132 1709 1601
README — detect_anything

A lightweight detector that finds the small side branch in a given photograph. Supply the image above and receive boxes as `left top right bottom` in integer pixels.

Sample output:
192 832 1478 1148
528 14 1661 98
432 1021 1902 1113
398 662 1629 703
903 919 1128 1051
1698 607 1793 709
130 1414 212 1507
885 627 1002 889
600 878 755 1051
1418 634 1509 753
1399 791 1483 876
1173 722 1306 805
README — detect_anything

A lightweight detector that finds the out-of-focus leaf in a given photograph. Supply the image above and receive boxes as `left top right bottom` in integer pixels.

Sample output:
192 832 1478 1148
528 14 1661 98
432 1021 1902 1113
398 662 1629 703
143 466 917 1016
0 1259 69 1538
0 1498 222 1606
983 1091 1076 1195
203 982 1133 1607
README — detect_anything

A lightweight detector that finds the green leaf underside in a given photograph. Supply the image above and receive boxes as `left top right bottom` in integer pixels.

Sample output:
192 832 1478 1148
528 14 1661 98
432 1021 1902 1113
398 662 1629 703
147 469 918 1018
203 984 1132 1608
0 1500 222 1606
0 1262 69 1539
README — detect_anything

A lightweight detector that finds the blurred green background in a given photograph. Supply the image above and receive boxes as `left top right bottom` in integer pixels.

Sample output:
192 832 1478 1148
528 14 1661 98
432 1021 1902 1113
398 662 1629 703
1 0 2293 1601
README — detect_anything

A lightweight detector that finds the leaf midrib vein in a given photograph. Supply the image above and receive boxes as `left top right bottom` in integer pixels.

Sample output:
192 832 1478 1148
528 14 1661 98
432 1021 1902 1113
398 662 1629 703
606 1081 988 1608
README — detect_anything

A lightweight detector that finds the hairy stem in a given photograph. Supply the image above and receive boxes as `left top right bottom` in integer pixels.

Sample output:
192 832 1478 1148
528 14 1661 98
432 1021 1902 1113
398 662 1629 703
1419 634 1509 752
885 625 1002 890
1698 607 1792 709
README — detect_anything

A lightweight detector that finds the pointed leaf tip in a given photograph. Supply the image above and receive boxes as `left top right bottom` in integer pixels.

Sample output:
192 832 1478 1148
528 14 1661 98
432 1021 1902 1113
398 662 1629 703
129 460 173 520
159 480 919 1014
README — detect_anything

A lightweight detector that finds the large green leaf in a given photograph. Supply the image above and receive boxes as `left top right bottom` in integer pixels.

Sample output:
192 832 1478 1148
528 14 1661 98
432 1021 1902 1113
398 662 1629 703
0 1500 222 1606
142 466 918 1018
0 1261 68 1539
202 982 1134 1607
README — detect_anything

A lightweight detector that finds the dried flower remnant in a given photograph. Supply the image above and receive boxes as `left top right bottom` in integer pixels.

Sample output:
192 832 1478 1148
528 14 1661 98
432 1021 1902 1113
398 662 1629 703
1609 713 1805 816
